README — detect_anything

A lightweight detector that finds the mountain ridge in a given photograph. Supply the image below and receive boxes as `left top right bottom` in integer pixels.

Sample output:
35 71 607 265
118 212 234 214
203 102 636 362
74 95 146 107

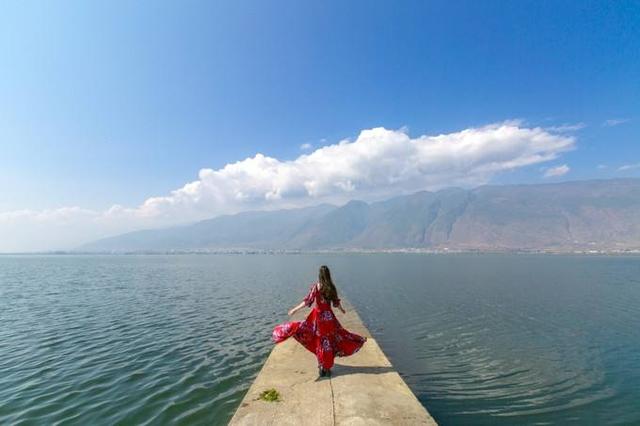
80 178 640 252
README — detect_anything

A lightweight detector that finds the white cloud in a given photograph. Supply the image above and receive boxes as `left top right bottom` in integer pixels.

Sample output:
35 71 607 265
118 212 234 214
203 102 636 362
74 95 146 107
618 163 640 171
543 164 570 178
603 118 630 127
0 122 575 252
544 123 586 132
300 143 313 150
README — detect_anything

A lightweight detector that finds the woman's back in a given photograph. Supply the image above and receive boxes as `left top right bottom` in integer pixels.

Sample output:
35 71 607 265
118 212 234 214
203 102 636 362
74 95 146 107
304 282 341 310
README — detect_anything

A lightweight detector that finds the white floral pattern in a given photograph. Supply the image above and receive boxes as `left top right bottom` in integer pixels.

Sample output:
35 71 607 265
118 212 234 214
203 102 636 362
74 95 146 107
320 311 333 321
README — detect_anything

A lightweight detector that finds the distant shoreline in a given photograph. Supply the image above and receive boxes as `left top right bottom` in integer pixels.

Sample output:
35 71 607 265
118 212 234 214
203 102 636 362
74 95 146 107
3 248 640 256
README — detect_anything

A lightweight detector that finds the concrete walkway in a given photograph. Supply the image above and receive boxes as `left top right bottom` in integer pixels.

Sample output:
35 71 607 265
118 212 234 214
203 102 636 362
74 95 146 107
229 301 437 425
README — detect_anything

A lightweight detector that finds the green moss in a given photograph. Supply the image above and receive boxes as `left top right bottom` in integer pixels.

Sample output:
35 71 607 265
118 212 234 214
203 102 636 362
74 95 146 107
258 388 280 402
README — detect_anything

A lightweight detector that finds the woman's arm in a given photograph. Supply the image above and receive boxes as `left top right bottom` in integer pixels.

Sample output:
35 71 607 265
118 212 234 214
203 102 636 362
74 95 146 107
288 301 306 316
289 282 319 316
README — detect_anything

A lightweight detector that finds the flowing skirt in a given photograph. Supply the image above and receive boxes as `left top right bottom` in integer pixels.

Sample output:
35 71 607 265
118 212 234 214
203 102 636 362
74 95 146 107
272 308 366 370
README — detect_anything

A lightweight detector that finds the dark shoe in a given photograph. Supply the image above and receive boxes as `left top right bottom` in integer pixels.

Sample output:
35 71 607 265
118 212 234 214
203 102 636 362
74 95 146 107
318 367 325 377
326 369 332 377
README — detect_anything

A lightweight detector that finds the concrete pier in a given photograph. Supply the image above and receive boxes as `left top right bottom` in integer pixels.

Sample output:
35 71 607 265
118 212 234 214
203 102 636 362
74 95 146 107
229 300 437 425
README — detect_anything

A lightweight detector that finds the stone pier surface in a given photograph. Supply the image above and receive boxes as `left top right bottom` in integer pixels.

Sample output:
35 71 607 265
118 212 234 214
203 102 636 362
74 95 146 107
229 300 437 425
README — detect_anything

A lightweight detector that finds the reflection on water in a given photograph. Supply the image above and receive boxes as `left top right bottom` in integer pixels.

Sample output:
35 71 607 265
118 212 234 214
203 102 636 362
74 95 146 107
0 254 639 425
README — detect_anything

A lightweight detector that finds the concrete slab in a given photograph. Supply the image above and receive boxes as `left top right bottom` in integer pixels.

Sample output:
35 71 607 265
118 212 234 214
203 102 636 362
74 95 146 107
228 301 437 426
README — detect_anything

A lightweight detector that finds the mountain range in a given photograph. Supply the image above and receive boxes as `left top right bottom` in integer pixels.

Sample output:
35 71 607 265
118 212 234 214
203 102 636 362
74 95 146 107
81 178 640 252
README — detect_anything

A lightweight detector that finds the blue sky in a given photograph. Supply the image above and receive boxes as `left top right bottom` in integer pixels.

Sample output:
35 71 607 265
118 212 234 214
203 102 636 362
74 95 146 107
0 1 639 251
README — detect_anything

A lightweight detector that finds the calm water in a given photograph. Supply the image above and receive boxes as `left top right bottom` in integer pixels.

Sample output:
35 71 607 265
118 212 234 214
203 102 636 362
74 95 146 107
1 254 639 425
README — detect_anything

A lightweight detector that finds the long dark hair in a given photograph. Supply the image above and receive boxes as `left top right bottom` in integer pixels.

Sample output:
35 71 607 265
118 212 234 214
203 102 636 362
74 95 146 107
318 265 338 301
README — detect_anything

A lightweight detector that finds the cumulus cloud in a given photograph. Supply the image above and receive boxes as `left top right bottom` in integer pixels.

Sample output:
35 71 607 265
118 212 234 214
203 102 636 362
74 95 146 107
120 122 575 221
603 118 630 127
0 122 575 252
543 164 570 178
300 142 313 150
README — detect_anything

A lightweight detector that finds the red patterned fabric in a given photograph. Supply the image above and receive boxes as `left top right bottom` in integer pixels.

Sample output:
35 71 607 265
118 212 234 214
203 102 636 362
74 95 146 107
272 283 367 370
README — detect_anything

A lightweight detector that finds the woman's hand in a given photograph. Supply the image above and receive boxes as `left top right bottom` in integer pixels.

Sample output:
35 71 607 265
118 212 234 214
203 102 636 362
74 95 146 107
288 301 306 316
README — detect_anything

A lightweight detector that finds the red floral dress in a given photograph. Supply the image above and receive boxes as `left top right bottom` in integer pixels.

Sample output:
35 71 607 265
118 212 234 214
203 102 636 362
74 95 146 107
272 283 367 370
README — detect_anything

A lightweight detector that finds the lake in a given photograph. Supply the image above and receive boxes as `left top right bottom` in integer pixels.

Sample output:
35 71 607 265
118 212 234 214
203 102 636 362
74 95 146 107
1 254 639 425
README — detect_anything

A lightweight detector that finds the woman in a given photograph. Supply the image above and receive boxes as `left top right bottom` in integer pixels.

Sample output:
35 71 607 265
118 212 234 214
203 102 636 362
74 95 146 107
272 265 367 377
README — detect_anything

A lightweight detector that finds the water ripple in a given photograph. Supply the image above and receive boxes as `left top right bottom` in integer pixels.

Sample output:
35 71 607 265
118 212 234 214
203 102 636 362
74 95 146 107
1 254 639 425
